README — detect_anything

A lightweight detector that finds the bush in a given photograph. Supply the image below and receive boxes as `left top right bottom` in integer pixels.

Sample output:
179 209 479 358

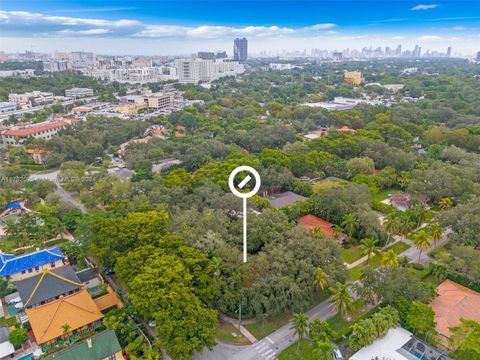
447 272 480 293
410 263 425 271
8 327 27 348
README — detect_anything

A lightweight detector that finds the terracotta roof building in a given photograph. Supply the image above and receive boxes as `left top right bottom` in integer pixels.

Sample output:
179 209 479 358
297 214 345 239
26 289 104 345
430 279 480 345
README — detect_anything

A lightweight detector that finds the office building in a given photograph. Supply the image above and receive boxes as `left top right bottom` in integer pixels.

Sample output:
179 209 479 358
234 38 248 62
65 88 94 99
476 51 480 62
43 60 72 72
198 52 215 60
344 71 363 85
215 51 228 59
8 91 54 106
447 46 452 57
176 59 244 84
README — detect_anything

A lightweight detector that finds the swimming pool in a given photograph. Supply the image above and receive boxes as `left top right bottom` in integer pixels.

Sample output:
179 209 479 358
17 354 32 360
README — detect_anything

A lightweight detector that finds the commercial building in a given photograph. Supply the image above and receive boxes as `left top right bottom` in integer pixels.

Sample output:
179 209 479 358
65 87 94 99
476 51 480 62
0 69 35 77
8 91 54 106
176 59 244 84
198 51 215 60
0 102 16 113
43 60 72 72
234 38 248 62
344 71 363 85
0 119 79 145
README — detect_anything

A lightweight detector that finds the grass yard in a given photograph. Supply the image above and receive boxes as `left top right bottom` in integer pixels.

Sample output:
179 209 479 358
244 290 330 340
341 245 364 264
347 241 411 281
278 338 316 360
244 311 292 340
371 188 401 203
0 316 18 327
216 321 251 345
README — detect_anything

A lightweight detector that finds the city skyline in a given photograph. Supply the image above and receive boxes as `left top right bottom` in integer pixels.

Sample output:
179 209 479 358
1 0 479 55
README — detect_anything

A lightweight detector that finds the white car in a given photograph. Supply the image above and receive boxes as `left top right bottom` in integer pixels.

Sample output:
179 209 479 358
7 297 21 305
332 348 343 360
14 302 24 309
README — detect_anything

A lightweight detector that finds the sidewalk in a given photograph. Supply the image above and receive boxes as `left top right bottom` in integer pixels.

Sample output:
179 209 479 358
219 314 258 344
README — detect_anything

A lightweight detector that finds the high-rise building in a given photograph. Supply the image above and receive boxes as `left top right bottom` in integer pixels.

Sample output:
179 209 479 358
234 38 248 62
396 45 402 56
476 51 480 62
447 47 452 57
215 51 228 59
197 52 215 60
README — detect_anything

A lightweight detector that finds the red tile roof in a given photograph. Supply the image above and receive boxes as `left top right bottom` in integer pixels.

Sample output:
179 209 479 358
4 120 78 137
431 279 480 339
297 214 337 237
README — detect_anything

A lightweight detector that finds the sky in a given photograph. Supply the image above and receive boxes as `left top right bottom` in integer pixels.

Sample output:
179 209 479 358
0 0 479 56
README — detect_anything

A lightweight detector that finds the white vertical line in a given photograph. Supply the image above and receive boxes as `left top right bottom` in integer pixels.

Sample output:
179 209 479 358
243 197 247 263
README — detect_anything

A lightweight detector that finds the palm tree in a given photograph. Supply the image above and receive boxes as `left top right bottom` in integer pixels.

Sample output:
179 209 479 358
359 238 381 265
383 213 400 245
313 339 334 360
313 267 329 291
413 205 429 227
429 222 443 248
328 282 354 319
413 230 432 261
438 197 453 210
290 313 309 352
430 263 448 283
61 323 71 339
398 216 414 241
380 249 399 269
341 213 357 238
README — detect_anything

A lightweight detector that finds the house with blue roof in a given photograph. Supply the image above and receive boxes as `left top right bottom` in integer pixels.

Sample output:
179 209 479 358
0 247 67 281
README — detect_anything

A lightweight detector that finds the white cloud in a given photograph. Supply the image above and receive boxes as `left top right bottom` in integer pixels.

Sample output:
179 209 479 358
58 28 112 35
411 4 439 11
417 35 442 40
304 23 336 30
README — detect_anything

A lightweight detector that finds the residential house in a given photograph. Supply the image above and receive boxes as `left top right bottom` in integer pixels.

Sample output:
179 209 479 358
266 191 307 208
26 149 50 165
430 279 480 348
350 327 451 360
0 326 15 360
75 268 102 289
0 247 67 281
297 214 346 240
15 266 82 309
26 289 104 347
43 330 123 360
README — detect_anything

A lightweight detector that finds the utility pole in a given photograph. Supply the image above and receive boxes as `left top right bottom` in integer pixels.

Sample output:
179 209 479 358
238 303 242 331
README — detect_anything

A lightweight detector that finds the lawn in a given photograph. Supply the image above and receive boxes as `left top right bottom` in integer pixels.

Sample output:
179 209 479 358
278 338 316 360
347 241 411 281
341 245 364 264
244 290 330 340
216 321 251 345
0 316 18 327
244 311 292 340
371 188 401 203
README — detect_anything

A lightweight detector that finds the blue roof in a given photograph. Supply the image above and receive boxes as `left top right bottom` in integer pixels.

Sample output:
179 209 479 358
6 202 21 209
0 247 65 277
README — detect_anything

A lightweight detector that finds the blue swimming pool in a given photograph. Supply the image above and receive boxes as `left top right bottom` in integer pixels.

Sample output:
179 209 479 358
18 354 33 360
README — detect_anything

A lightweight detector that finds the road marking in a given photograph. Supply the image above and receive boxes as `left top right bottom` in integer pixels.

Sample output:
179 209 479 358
263 349 273 356
238 175 252 189
265 353 276 360
265 337 274 344
255 343 268 352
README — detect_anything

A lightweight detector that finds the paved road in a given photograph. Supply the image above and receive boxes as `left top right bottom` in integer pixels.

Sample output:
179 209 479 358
401 228 452 264
29 170 86 213
194 300 336 360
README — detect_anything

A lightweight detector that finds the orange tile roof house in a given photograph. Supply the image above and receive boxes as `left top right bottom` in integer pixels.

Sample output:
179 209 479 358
430 279 480 345
26 289 104 346
297 214 346 240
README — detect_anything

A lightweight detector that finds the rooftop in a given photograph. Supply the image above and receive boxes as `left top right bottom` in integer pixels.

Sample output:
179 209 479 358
297 214 337 237
15 266 82 308
26 289 103 344
267 191 307 208
0 247 65 277
431 279 480 339
3 120 78 137
44 330 122 360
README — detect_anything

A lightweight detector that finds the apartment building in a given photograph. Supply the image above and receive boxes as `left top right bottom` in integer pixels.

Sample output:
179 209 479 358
65 87 94 99
176 59 244 84
344 71 363 85
8 91 54 106
0 119 79 145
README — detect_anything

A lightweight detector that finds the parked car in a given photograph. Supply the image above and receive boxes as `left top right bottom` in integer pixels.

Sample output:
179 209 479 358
332 348 343 360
